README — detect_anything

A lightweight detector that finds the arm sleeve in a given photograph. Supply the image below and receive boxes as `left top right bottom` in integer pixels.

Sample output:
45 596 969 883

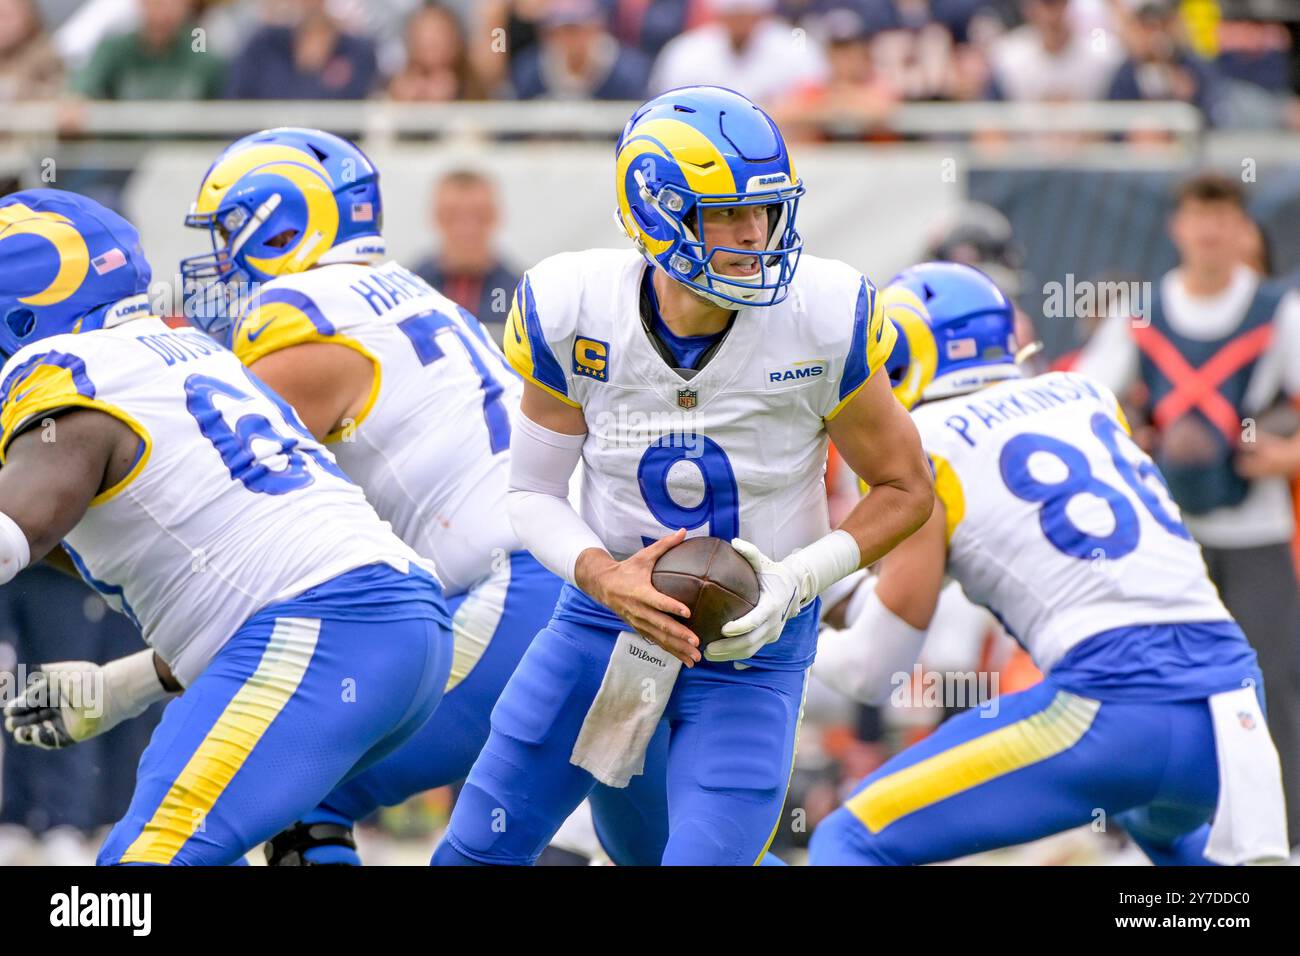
811 581 928 706
506 412 605 586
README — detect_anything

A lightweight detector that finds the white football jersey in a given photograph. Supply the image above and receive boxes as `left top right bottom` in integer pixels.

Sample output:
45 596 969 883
230 261 523 596
504 249 896 562
0 319 427 687
912 370 1231 673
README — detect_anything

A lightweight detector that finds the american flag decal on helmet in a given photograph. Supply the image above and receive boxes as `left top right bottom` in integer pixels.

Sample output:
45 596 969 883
91 248 127 275
946 337 977 360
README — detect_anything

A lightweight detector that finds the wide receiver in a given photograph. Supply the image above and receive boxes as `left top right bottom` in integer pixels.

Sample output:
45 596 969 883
0 189 452 865
809 262 1287 866
432 86 934 866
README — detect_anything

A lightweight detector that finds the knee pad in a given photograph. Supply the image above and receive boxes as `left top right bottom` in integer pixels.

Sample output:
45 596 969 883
489 630 589 747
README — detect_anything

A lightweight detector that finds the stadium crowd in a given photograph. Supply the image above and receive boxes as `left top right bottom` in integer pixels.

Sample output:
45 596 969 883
0 0 1297 131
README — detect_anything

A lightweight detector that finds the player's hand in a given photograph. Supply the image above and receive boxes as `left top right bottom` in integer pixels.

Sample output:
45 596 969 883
4 650 172 749
711 538 804 664
577 529 702 667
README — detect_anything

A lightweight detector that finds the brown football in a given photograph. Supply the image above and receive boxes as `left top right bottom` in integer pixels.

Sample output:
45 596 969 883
652 536 760 648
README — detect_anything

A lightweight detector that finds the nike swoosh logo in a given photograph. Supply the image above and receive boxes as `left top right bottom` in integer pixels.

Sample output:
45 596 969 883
245 318 275 342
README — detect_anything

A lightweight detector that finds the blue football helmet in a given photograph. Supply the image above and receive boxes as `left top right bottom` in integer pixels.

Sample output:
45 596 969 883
181 127 384 337
0 189 152 360
881 261 1020 410
614 86 804 309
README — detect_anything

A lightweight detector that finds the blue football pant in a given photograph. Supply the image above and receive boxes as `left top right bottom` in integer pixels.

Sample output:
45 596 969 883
307 553 670 865
97 582 451 865
808 676 1230 865
432 615 807 866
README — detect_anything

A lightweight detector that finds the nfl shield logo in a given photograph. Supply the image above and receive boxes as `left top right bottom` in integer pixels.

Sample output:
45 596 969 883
677 388 697 410
1238 711 1256 730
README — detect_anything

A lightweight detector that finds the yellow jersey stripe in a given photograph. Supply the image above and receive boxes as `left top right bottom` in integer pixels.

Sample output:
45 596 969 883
929 452 965 544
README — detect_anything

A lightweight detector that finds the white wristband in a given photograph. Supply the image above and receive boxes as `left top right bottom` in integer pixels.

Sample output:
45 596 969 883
787 529 861 608
0 511 31 586
102 650 175 725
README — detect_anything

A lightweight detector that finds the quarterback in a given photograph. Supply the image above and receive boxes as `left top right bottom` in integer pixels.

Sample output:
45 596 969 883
432 86 934 866
0 189 452 865
809 262 1288 866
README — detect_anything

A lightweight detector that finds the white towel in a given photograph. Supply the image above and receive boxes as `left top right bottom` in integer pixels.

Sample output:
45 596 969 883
570 631 681 787
1204 685 1289 865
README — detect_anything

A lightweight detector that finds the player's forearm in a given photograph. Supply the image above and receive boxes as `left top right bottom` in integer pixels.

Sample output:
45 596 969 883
506 489 606 585
837 473 935 569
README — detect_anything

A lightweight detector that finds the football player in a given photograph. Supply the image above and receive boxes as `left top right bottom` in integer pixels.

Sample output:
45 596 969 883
808 262 1288 866
431 86 935 866
6 131 670 866
0 189 452 865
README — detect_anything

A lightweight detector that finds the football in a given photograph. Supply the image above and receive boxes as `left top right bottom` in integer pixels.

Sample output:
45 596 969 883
651 536 761 648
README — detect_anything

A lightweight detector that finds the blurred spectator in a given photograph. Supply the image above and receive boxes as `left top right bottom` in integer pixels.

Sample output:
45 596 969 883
470 0 549 97
607 0 691 57
1200 14 1293 95
387 2 484 101
0 0 63 103
986 0 1121 101
1106 0 1222 123
864 0 1000 102
510 0 651 99
53 0 141 73
74 0 223 100
648 0 829 104
770 7 899 140
224 0 379 100
411 170 520 346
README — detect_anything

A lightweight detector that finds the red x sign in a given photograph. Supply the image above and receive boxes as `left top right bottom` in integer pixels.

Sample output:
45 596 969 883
1133 322 1274 444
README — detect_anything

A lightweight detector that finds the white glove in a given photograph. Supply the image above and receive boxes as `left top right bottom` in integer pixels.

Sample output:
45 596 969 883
708 538 808 664
4 650 174 749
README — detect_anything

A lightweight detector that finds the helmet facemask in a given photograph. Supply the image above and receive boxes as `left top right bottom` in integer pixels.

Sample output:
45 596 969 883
633 170 804 310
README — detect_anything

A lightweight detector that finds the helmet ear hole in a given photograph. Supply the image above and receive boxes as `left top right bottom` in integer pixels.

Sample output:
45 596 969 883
5 308 36 341
265 228 299 249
